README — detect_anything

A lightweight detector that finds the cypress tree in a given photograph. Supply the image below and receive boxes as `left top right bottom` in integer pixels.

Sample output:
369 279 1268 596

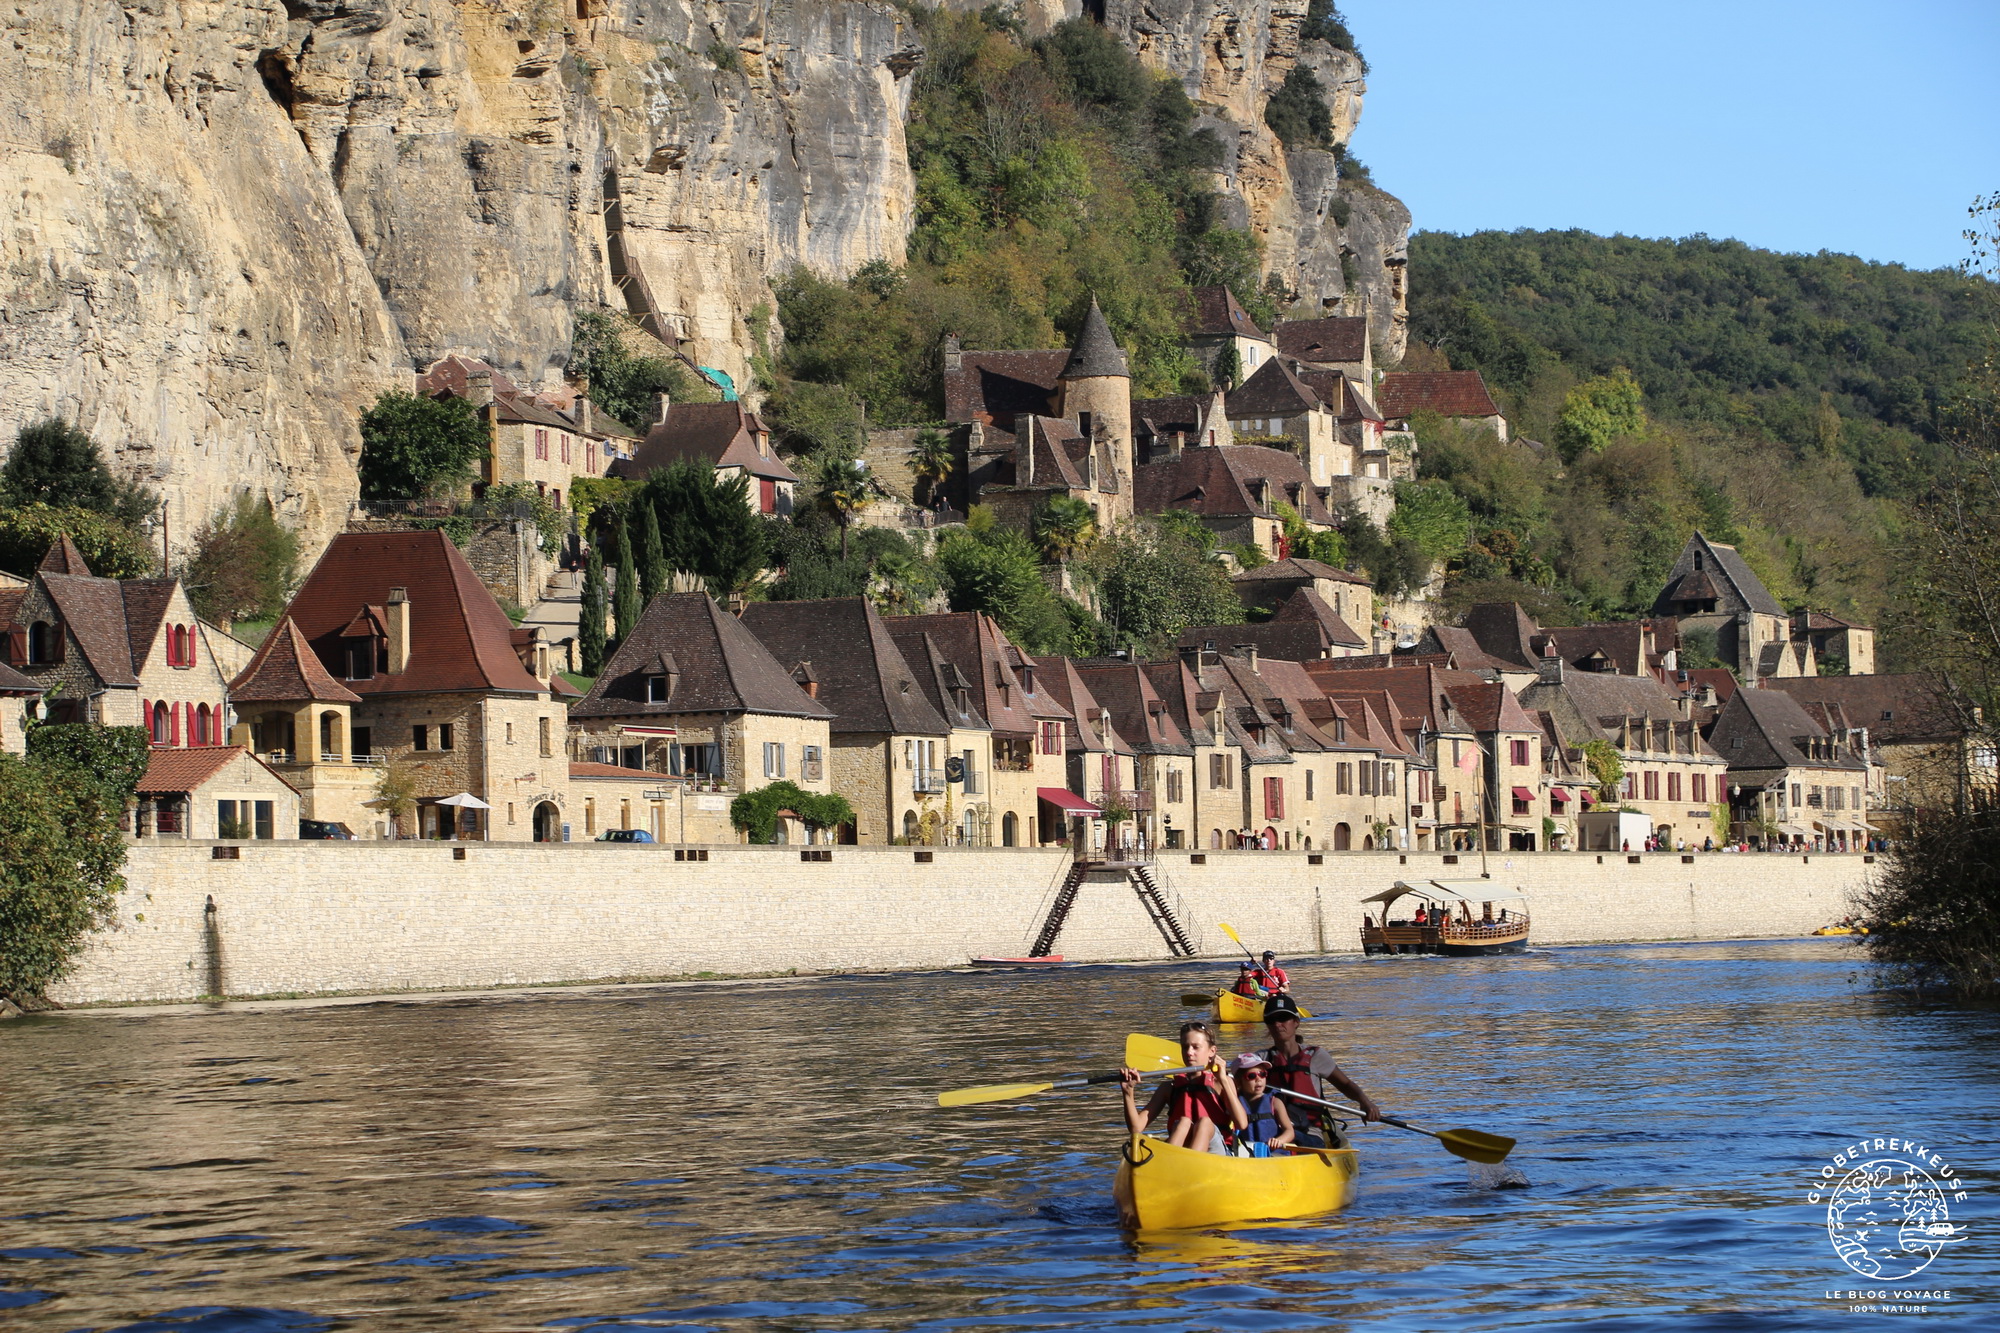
637 496 669 605
612 512 642 644
579 541 608 675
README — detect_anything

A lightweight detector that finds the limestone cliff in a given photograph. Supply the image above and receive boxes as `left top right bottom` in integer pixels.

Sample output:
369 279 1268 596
0 0 1402 557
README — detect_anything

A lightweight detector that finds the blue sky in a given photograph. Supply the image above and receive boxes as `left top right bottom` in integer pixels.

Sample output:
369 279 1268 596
1337 0 2000 271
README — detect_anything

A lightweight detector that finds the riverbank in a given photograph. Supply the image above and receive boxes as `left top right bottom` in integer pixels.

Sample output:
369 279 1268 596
45 843 1878 1006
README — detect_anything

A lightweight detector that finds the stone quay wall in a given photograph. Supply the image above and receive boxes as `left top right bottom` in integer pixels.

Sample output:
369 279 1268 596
49 844 1878 1006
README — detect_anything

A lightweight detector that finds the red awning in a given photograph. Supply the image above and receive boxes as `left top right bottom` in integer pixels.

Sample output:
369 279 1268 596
1581 790 1597 805
1038 787 1101 815
1512 786 1535 801
1549 789 1571 804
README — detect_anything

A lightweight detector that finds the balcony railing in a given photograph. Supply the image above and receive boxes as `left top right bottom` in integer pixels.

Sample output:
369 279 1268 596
913 774 947 795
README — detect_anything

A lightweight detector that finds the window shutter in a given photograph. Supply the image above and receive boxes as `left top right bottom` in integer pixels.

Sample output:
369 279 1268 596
188 626 198 668
170 702 182 746
142 698 152 741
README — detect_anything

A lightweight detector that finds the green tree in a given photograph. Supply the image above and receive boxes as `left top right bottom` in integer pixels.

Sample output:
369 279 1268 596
2 725 150 1002
1032 494 1099 564
1264 65 1333 150
569 309 719 432
1083 518 1242 656
1212 341 1242 391
181 493 299 626
1555 368 1647 463
935 525 1088 655
1387 479 1473 562
357 391 488 512
907 428 956 506
0 504 155 579
612 511 642 642
641 459 769 596
579 541 608 676
1 418 156 526
636 498 668 605
1581 738 1625 802
729 781 857 844
813 456 875 561
372 755 420 840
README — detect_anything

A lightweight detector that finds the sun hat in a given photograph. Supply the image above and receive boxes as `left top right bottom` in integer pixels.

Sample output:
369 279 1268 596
1227 1053 1272 1073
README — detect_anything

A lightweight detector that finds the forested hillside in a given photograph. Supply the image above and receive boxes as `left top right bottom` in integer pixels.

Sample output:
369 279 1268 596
1405 229 1993 634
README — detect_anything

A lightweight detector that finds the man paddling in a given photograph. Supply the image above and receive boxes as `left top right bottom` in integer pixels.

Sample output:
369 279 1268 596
1255 950 1290 995
1262 995 1380 1149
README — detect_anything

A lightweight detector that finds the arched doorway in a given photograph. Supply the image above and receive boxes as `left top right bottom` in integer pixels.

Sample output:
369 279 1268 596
320 710 343 760
532 801 560 842
1362 834 1374 850
1001 810 1018 847
1261 826 1278 850
903 810 919 844
1333 823 1352 850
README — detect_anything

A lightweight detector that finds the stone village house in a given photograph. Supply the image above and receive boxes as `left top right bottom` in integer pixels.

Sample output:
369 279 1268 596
419 354 635 508
1705 686 1879 849
612 397 800 517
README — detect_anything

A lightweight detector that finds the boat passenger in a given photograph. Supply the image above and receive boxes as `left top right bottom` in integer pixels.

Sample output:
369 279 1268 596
1412 906 1428 926
1119 1021 1249 1154
1227 1053 1295 1157
1262 996 1381 1149
1257 950 1290 994
1230 961 1266 998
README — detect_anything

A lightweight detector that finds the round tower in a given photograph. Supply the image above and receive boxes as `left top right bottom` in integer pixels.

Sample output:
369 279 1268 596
1057 297 1133 520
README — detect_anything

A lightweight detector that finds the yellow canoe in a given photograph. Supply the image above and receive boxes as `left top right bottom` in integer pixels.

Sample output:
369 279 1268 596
1113 1135 1359 1230
1211 990 1312 1023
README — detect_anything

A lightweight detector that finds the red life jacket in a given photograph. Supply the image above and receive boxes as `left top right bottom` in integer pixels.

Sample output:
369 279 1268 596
1257 965 1288 992
1231 973 1262 997
1264 1042 1321 1103
1166 1070 1226 1129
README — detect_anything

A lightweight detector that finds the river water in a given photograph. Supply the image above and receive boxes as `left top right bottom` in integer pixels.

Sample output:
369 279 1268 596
2 939 1995 1331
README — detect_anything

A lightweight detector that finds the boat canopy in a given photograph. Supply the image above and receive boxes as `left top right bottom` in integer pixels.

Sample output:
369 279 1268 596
1360 879 1530 908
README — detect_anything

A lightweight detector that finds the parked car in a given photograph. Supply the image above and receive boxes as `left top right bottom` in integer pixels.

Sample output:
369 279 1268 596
596 828 655 843
300 819 356 840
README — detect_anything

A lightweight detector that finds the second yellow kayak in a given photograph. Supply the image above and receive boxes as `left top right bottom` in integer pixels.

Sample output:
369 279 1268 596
1211 990 1312 1023
1113 1135 1359 1230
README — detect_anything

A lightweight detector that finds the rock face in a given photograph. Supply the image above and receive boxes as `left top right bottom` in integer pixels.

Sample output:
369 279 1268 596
0 0 1400 558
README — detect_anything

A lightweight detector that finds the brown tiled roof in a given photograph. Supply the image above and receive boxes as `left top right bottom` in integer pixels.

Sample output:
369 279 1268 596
137 745 296 796
1708 687 1867 773
1518 669 1709 743
119 579 178 674
1075 663 1192 756
739 597 949 736
1274 317 1367 365
1766 673 1957 745
1060 298 1130 380
1225 357 1327 418
1184 284 1268 340
286 530 548 697
1662 568 1719 605
1684 667 1739 703
1034 656 1133 755
943 350 1066 426
418 354 586 434
229 616 363 704
1375 371 1501 420
573 592 834 720
892 628 990 733
38 536 92 575
1131 395 1208 438
1133 445 1333 524
1234 557 1372 588
39 572 139 687
1460 602 1545 670
1176 621 1339 663
0 659 38 693
1551 620 1669 677
614 402 798 483
1300 662 1482 737
1444 679 1540 734
1417 625 1518 674
1271 588 1367 647
888 612 1070 737
1141 659 1216 748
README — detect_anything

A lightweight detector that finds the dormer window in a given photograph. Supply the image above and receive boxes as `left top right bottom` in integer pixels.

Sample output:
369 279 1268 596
1017 665 1035 694
648 675 669 703
345 641 377 681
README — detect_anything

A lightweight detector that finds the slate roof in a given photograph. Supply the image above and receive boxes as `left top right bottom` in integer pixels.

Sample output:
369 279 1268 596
1273 316 1367 365
1133 446 1333 524
1060 298 1130 380
614 401 797 483
891 628 991 733
943 350 1067 426
1551 620 1671 677
119 580 178 675
39 536 92 575
738 597 948 736
0 659 38 693
1142 659 1217 748
1415 625 1519 674
1662 568 1720 605
1034 656 1134 755
573 592 834 720
1654 533 1787 619
1375 371 1501 420
1708 687 1867 773
1516 670 1718 760
1684 668 1739 704
1175 621 1336 663
39 573 144 687
1225 357 1328 418
1131 394 1209 439
1233 557 1372 589
1797 610 1871 631
228 616 363 705
285 530 548 697
1294 367 1383 422
136 745 296 796
1443 679 1541 735
1270 587 1368 647
1765 674 1958 746
888 612 1070 737
1184 284 1269 340
1074 663 1192 756
1460 602 1547 670
1299 662 1481 738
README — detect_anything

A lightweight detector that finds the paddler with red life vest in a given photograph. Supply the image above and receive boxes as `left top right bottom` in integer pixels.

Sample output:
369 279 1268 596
1230 960 1266 998
1255 950 1291 994
1119 1020 1249 1154
1261 995 1380 1149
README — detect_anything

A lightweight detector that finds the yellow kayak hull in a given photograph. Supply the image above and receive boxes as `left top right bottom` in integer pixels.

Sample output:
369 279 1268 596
1113 1136 1359 1231
1211 990 1311 1023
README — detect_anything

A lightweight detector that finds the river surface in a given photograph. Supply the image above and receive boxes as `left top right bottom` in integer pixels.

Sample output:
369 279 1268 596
2 939 1996 1331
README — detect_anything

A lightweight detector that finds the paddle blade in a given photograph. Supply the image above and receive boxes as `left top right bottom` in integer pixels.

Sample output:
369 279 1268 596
937 1081 1054 1108
1179 992 1216 1006
1437 1128 1516 1165
1218 921 1244 947
1124 1033 1183 1071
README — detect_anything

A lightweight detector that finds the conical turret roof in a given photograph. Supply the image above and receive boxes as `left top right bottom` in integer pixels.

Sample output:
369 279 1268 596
1060 297 1130 381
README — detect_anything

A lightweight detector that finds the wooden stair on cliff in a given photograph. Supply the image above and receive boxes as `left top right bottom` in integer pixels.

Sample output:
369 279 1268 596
1130 863 1197 957
1028 860 1088 957
1027 860 1197 959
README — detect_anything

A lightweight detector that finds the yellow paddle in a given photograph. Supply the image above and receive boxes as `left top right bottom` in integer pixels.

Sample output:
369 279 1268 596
1179 992 1216 1006
1124 1033 1514 1165
938 1062 1195 1108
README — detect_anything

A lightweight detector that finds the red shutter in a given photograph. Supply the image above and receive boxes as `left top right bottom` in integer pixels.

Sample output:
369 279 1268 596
170 703 182 746
760 477 777 513
188 626 198 668
142 699 153 743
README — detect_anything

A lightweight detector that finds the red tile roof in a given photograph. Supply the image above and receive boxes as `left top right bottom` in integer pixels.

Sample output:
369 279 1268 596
1184 284 1268 340
137 745 296 796
229 616 363 704
1375 371 1500 421
285 530 548 697
1274 317 1368 365
38 536 92 575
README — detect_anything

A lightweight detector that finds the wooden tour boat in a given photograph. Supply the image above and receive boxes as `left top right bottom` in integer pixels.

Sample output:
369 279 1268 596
1360 880 1530 956
1113 1134 1359 1230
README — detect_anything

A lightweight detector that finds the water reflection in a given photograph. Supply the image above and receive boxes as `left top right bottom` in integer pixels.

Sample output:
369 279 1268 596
1 941 1995 1330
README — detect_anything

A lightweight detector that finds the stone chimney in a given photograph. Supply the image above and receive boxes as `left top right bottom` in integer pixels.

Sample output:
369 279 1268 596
1538 653 1563 686
576 395 594 434
943 333 962 375
385 587 411 675
653 391 672 427
1236 643 1258 670
465 369 494 409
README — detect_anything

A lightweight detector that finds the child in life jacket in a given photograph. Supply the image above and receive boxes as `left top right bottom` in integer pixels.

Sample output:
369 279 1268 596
1119 1021 1249 1155
1226 1052 1295 1157
1230 961 1266 997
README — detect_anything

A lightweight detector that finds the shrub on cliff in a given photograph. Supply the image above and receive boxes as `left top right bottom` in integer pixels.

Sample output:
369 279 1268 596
1 418 157 527
1264 65 1334 151
357 391 488 512
569 310 719 435
182 493 299 626
0 725 149 1004
0 503 155 580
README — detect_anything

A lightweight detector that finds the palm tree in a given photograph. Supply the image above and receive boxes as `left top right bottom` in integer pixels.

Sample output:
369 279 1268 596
1033 494 1099 565
815 456 874 560
907 428 954 507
